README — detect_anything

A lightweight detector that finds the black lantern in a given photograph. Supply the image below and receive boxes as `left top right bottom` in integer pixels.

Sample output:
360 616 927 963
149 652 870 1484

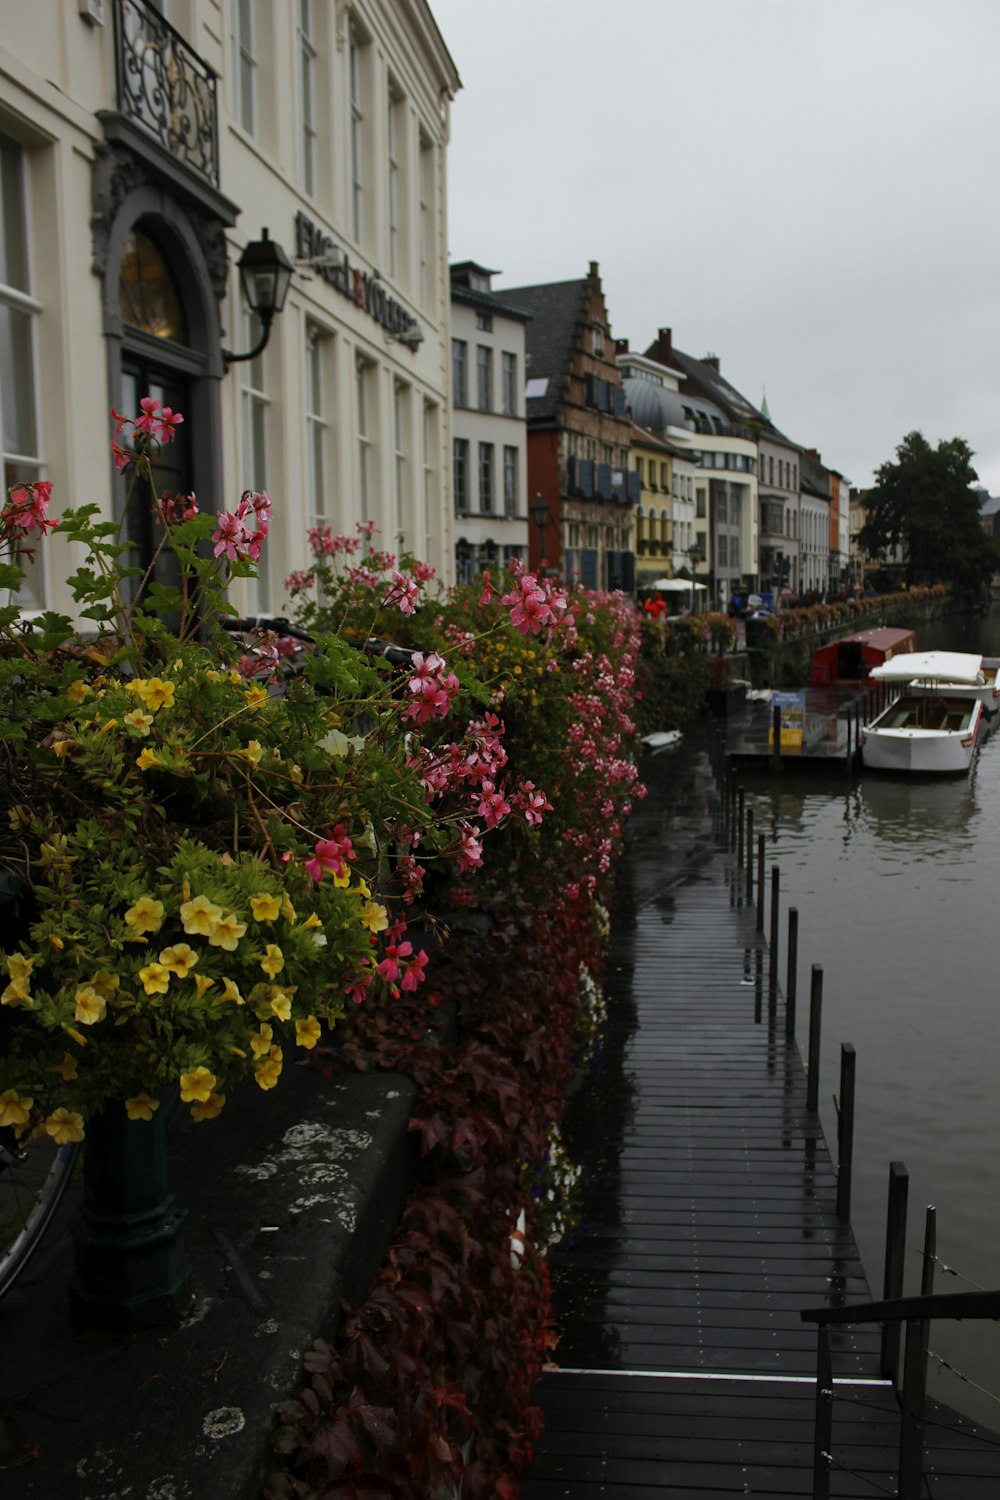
223 229 294 367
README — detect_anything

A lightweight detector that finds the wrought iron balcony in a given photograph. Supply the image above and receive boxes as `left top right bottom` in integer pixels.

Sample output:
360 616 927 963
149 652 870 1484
113 0 219 187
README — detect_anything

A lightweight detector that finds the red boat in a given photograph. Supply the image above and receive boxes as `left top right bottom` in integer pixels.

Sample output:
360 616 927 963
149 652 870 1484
808 626 915 687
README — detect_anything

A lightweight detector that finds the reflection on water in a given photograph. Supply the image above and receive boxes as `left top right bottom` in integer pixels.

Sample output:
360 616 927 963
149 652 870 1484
741 608 1000 1429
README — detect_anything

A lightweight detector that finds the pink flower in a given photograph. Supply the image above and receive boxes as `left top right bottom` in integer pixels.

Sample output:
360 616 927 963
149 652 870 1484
3 482 59 539
457 824 484 874
479 570 493 607
383 571 421 616
212 510 248 561
304 825 356 883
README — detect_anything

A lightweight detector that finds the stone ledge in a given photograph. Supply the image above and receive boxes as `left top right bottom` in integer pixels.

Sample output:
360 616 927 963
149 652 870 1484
0 1061 418 1499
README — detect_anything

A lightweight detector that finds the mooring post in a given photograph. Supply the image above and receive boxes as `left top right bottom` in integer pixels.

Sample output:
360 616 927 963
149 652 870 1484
768 865 780 1009
771 702 783 771
813 1322 833 1500
806 965 823 1113
898 1204 937 1497
729 770 738 852
786 907 798 1039
881 1161 909 1384
737 787 745 865
835 1043 856 1221
745 808 754 905
756 833 765 934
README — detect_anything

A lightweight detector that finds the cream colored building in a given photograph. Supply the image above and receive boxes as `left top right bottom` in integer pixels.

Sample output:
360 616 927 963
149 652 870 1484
0 0 460 619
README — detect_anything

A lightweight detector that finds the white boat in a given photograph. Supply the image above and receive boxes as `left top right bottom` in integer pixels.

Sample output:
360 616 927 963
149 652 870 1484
860 691 984 774
641 729 683 751
868 650 1000 717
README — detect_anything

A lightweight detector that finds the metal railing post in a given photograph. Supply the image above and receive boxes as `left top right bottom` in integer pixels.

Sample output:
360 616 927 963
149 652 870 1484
737 787 745 866
806 965 823 1114
813 1323 833 1500
898 1206 937 1498
756 833 765 933
786 907 798 1039
745 808 754 905
772 703 783 769
768 866 780 1010
882 1161 909 1383
835 1043 855 1222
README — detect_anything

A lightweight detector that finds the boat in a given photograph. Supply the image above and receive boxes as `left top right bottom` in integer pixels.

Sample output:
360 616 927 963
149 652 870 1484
641 729 683 751
868 650 1000 718
809 626 915 687
860 691 984 774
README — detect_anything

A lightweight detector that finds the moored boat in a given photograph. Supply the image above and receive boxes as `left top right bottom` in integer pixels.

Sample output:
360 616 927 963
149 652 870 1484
809 626 915 688
868 650 1000 718
860 691 983 774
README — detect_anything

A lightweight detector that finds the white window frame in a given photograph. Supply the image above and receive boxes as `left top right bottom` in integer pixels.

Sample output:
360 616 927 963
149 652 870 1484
240 299 270 609
393 378 408 546
233 0 258 136
305 321 332 531
387 81 403 281
503 445 518 518
418 132 433 309
349 19 366 245
354 352 374 522
298 0 318 196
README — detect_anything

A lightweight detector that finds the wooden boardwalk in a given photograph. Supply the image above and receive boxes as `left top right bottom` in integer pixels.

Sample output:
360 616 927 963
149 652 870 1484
524 741 1000 1497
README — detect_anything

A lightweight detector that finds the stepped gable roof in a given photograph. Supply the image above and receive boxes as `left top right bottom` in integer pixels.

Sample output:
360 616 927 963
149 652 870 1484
493 277 589 422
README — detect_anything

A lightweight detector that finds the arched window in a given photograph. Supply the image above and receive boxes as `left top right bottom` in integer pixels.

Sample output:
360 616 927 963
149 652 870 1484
118 227 188 342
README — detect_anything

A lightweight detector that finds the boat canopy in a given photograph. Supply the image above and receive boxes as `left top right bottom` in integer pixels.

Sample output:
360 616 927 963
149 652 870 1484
649 579 708 592
869 650 984 685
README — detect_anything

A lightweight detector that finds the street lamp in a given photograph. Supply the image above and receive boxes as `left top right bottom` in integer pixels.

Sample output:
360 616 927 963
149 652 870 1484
223 228 294 367
530 492 549 573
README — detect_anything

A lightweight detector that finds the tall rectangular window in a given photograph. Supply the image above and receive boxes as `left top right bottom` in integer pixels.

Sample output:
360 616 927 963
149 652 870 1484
478 442 494 514
234 0 257 135
298 0 318 195
453 437 469 513
418 132 433 309
422 400 437 560
305 323 332 532
240 302 270 608
355 353 375 522
476 345 492 412
451 338 467 406
501 351 516 416
387 84 403 280
503 445 518 517
349 20 366 244
393 378 408 543
0 131 43 608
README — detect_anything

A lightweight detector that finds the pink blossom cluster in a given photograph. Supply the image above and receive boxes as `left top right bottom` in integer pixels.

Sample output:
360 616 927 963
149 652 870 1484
157 491 199 526
500 562 571 643
377 934 429 992
304 824 357 883
110 399 183 472
2 480 58 542
212 489 272 564
402 652 461 725
382 571 420 617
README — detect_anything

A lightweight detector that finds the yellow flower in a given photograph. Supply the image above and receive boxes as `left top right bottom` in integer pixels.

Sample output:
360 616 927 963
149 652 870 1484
2 955 34 1006
249 1023 273 1059
220 978 244 1005
295 1016 322 1050
281 894 297 924
193 974 215 998
124 707 154 736
302 911 322 931
359 899 389 934
289 764 304 784
44 1108 85 1145
136 748 160 771
64 1026 87 1047
158 944 198 978
137 677 175 712
208 911 247 951
8 804 30 829
254 1045 283 1091
74 984 107 1025
125 1093 159 1122
260 943 285 979
139 962 171 995
125 678 146 696
250 893 281 923
90 971 121 1000
190 1091 225 1122
242 739 263 766
52 739 74 759
204 668 223 682
268 987 293 1022
52 1053 79 1081
66 678 91 704
179 1066 219 1104
0 1089 33 1129
124 896 165 937
1 979 28 1006
180 894 224 937
244 684 269 709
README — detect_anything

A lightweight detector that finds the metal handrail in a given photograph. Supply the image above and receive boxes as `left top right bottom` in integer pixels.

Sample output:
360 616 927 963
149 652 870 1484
802 1287 1000 1327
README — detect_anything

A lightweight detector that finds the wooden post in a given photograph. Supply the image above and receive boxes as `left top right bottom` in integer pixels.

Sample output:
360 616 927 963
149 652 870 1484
813 1323 833 1500
737 787 745 865
898 1206 937 1498
772 702 783 769
881 1161 909 1383
768 866 780 1010
786 907 798 1039
836 1043 856 1222
756 833 765 934
806 965 822 1114
745 808 754 905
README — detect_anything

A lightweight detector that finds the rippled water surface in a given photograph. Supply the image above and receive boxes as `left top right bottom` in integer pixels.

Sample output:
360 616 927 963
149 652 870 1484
739 610 1000 1427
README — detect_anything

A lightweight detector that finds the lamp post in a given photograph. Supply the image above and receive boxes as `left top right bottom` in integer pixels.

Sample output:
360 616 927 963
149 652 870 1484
223 228 294 367
530 492 549 575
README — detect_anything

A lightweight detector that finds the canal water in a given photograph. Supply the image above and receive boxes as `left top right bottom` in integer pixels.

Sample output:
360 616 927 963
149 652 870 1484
734 606 1000 1430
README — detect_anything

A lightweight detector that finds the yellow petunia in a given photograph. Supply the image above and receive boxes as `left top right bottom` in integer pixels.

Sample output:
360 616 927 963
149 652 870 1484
52 739 74 759
281 894 297 925
208 911 247 952
242 740 263 766
124 896 165 938
0 1089 33 1129
74 984 107 1025
295 1016 322 1050
52 1053 79 1082
66 679 91 704
137 677 175 712
125 1093 159 1122
359 900 389 934
302 912 322 931
190 1091 225 1122
136 748 160 771
268 988 293 1022
243 684 269 709
179 1066 219 1104
260 943 285 979
254 1045 283 1091
44 1108 85 1145
139 962 171 996
180 894 223 937
124 707 154 736
193 974 215 998
250 893 281 923
220 978 244 1005
158 944 199 979
90 971 121 1001
249 1023 273 1059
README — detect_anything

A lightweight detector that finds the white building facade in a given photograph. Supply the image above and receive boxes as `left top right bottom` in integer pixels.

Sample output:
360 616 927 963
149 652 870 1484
1 0 460 620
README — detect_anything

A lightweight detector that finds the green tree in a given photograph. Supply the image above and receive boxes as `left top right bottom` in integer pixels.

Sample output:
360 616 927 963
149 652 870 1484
860 431 999 589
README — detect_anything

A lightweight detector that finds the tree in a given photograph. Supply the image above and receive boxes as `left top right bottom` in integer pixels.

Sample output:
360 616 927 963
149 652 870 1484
859 431 1000 590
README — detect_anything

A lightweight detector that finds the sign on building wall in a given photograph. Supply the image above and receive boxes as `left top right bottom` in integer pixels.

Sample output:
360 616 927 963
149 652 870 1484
295 212 424 351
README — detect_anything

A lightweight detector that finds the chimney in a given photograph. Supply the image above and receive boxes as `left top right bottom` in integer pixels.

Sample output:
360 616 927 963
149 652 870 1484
703 353 720 372
653 327 673 365
615 337 629 355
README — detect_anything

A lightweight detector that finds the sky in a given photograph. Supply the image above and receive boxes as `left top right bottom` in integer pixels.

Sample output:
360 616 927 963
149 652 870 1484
429 0 1000 495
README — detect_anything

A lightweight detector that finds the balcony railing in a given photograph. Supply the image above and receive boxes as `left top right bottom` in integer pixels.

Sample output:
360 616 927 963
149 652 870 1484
113 0 219 187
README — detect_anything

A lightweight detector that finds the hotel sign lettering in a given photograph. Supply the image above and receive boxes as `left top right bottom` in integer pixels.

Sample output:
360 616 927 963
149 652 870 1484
295 212 423 351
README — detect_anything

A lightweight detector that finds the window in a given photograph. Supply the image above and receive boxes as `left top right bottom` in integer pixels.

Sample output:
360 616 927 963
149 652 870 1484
305 323 333 533
476 311 493 333
717 487 728 523
387 82 403 279
0 131 44 608
240 301 270 608
349 20 367 244
453 437 469 512
478 441 494 513
696 488 706 518
501 351 517 416
635 456 643 483
234 0 257 135
418 132 433 309
451 339 467 406
503 445 518 517
593 323 605 356
355 353 375 522
768 455 774 485
422 400 438 558
718 533 728 567
393 379 408 542
298 0 317 194
476 345 492 412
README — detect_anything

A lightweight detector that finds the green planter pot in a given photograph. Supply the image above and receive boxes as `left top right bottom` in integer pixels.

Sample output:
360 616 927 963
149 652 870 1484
70 1099 190 1334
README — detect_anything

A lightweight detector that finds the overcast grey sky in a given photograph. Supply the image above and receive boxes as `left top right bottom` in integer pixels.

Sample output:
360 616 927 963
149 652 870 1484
431 0 1000 494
